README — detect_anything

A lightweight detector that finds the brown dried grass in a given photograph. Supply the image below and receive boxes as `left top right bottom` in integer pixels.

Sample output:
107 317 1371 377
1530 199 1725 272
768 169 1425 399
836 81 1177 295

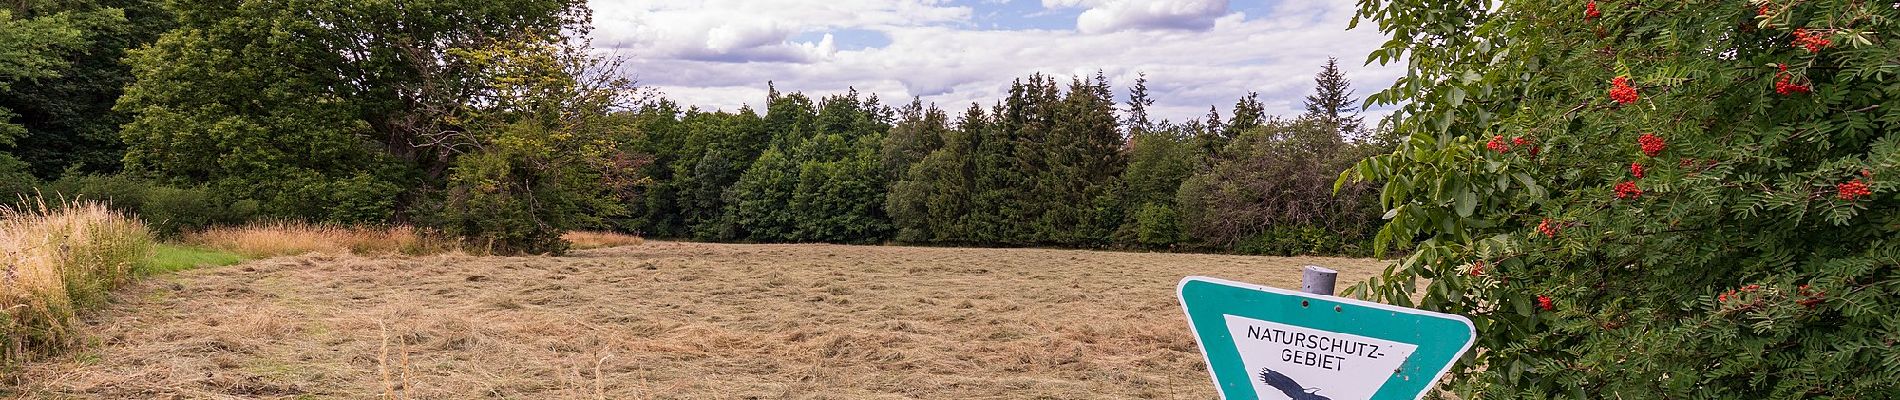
3 241 1391 398
184 222 459 259
560 231 644 250
0 197 153 364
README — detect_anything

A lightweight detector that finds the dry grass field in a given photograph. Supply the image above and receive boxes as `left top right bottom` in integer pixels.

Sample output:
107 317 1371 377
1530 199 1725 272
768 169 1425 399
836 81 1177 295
2 241 1389 399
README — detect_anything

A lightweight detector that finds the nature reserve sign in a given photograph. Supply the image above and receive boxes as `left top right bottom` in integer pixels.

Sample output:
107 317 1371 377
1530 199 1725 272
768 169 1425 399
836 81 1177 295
1176 276 1474 400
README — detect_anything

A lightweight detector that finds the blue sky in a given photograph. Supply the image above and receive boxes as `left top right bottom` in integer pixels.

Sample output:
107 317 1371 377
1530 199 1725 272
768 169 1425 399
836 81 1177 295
587 0 1399 123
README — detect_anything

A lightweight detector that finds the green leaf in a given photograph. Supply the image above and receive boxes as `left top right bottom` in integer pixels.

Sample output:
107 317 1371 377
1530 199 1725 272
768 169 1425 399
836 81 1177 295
1456 189 1477 217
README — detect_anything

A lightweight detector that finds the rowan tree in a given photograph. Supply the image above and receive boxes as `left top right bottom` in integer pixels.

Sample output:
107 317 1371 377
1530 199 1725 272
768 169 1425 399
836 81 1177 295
1343 0 1899 397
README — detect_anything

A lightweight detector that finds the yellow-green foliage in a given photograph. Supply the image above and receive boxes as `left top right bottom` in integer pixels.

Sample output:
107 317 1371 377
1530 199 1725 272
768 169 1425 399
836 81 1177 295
0 197 153 363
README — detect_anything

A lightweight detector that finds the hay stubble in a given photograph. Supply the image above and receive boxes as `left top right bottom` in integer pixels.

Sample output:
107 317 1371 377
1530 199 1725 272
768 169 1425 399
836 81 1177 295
5 242 1387 399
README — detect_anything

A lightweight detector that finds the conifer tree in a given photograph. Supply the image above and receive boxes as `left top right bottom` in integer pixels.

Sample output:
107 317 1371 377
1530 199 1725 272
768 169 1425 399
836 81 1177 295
880 98 947 180
1195 105 1228 160
1225 92 1265 138
1123 73 1155 137
1303 57 1363 138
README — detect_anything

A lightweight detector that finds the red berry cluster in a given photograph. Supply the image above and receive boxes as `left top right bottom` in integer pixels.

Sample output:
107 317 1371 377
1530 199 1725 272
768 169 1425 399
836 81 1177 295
1793 28 1832 53
1584 1 1601 20
1837 179 1871 200
1614 180 1643 199
1608 76 1639 104
1487 135 1511 153
1487 135 1537 155
1469 260 1486 277
1616 159 1648 199
1537 295 1555 311
1798 284 1826 308
1637 133 1666 157
1718 284 1762 303
1537 218 1560 238
1774 64 1810 95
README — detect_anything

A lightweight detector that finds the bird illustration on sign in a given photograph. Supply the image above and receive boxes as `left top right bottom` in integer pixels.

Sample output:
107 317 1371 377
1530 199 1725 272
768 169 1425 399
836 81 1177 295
1258 367 1332 400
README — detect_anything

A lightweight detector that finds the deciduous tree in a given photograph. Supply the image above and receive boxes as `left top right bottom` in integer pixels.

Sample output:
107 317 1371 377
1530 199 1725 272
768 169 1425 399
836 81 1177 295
1344 0 1900 397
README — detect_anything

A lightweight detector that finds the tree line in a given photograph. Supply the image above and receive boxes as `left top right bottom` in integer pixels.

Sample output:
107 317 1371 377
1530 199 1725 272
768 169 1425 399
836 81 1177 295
2 0 1390 255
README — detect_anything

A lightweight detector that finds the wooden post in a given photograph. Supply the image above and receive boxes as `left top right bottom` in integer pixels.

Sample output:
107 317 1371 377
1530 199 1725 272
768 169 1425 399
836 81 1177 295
1301 265 1337 296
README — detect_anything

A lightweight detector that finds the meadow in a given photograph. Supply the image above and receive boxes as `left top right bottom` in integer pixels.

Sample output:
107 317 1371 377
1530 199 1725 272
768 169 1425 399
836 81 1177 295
1 240 1383 399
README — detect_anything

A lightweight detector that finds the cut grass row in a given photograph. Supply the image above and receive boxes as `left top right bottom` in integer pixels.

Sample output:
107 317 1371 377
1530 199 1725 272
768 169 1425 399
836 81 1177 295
1 199 644 366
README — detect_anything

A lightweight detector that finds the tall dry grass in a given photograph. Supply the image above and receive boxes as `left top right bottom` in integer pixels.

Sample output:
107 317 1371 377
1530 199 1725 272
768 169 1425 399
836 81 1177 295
185 222 460 258
0 197 154 363
560 230 644 250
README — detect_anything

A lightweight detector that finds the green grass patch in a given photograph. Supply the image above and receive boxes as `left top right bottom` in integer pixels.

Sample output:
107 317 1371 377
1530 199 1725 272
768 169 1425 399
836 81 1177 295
144 244 244 273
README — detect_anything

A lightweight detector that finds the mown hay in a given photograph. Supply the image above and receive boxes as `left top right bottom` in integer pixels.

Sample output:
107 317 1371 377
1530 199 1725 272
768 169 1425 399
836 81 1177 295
5 241 1389 398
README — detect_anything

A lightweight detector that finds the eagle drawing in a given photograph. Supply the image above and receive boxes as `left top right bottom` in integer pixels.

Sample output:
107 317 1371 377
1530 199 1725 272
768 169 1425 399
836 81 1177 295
1257 368 1331 400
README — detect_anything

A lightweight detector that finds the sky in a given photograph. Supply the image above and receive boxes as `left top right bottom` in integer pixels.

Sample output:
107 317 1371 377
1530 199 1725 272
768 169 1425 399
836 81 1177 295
586 0 1401 124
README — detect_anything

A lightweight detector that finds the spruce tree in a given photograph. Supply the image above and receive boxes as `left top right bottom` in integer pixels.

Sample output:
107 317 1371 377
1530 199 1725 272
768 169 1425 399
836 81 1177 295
1225 92 1265 138
1123 73 1155 137
1196 106 1228 160
879 98 947 180
1302 57 1364 138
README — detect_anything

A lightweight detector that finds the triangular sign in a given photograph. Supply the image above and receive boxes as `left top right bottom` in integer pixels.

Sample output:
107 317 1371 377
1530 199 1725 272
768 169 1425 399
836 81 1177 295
1177 276 1474 400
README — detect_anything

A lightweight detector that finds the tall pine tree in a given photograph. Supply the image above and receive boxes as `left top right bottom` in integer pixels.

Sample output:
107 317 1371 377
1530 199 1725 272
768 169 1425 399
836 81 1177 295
1122 72 1154 137
1302 57 1363 138
1225 92 1265 138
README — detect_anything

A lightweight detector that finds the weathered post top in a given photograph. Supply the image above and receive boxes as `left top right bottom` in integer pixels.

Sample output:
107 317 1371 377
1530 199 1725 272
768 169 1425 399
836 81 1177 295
1300 265 1338 296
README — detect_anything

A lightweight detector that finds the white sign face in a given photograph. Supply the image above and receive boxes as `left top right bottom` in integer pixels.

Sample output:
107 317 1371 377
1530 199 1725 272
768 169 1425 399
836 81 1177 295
1222 314 1419 400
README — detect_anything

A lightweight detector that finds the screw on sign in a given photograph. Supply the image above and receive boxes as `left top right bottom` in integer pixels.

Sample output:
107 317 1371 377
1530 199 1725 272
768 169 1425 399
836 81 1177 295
1177 273 1474 400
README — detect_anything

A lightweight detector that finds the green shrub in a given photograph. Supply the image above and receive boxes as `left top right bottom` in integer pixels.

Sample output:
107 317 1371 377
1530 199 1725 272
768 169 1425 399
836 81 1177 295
430 147 597 256
1134 202 1183 247
140 185 228 235
1347 0 1900 397
1174 118 1383 254
0 157 34 197
1233 225 1366 257
27 174 250 236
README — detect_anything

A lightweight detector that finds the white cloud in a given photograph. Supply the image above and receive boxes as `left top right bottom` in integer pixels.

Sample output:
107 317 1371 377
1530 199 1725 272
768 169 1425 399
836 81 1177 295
1046 0 1231 34
588 0 968 63
592 0 1402 124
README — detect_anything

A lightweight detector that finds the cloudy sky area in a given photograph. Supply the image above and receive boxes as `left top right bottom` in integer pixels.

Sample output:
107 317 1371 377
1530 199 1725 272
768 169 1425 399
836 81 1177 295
586 0 1399 124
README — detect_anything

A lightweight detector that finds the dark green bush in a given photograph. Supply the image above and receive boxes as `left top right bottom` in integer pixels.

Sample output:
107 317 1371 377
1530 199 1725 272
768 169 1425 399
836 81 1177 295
1233 225 1368 257
139 185 231 235
18 174 251 236
0 161 35 201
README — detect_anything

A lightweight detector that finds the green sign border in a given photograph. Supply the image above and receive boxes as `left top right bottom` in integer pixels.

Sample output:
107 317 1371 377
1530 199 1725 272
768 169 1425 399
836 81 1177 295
1176 276 1475 400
